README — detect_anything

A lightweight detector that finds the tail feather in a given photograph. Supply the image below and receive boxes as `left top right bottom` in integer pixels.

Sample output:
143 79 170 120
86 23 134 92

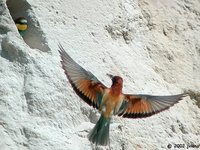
88 114 111 146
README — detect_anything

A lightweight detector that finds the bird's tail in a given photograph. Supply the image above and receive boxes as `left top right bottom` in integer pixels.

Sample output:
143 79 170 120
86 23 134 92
88 114 111 146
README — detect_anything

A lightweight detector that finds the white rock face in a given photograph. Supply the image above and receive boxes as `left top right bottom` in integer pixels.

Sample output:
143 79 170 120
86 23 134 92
0 0 200 150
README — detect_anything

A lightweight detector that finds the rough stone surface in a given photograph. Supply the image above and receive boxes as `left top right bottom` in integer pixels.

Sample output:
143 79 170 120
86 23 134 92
0 0 200 150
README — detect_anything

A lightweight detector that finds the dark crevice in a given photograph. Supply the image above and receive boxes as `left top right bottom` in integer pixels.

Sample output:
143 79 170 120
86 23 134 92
6 0 50 52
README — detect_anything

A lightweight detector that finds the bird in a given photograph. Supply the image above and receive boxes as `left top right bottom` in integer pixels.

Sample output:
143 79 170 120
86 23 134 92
58 44 186 146
15 17 28 37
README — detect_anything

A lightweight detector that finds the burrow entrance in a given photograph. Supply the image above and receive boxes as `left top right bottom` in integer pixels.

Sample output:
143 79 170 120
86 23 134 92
6 0 50 52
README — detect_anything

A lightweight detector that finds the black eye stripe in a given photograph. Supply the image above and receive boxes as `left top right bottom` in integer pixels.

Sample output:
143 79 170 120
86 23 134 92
16 22 27 25
15 18 28 25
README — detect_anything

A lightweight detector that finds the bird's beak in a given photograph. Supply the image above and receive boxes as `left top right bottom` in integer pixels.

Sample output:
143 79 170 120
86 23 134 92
107 73 114 79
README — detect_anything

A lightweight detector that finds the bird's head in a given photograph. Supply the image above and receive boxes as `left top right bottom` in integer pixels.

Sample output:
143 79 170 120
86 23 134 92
15 17 28 37
107 74 123 86
112 76 123 85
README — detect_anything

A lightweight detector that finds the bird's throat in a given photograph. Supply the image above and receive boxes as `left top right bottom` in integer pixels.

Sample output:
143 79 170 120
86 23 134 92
111 83 122 96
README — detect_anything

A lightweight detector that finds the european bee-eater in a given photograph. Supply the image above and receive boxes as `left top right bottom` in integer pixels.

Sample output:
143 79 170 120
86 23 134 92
15 17 28 37
58 44 186 146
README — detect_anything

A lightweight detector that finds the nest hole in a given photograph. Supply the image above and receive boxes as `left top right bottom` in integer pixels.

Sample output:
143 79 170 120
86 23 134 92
6 0 50 52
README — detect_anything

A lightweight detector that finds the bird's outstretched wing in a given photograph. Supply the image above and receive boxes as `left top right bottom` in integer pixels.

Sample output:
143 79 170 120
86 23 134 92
58 44 107 109
118 94 186 118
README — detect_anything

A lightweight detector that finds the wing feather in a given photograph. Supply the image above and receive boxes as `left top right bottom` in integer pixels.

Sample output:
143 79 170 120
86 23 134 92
118 94 186 118
58 44 106 109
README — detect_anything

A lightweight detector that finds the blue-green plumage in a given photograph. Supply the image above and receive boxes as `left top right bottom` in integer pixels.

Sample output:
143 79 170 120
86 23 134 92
115 99 128 115
96 93 103 108
18 30 26 37
88 114 111 146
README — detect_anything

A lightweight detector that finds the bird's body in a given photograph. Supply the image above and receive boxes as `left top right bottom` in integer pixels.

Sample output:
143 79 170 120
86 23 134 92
58 44 186 146
87 80 125 146
100 78 124 118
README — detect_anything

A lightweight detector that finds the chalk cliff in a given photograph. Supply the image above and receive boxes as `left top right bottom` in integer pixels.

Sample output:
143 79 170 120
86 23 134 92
0 0 200 149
